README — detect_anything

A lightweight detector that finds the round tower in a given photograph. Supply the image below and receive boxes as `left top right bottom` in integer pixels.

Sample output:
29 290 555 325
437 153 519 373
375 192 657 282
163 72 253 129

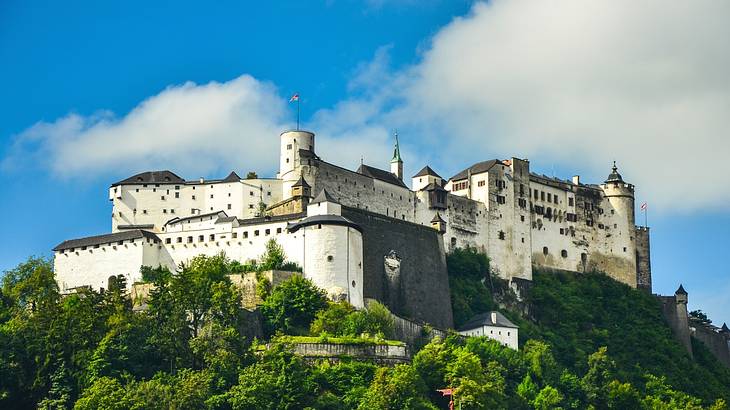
601 161 636 226
279 130 315 195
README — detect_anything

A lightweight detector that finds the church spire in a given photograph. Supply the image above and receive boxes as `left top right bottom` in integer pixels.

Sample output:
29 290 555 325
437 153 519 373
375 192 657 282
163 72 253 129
391 130 403 163
390 130 404 181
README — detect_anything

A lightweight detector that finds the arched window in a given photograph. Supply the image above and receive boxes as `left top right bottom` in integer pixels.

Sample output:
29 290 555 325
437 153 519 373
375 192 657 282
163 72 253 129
542 247 548 256
561 250 568 258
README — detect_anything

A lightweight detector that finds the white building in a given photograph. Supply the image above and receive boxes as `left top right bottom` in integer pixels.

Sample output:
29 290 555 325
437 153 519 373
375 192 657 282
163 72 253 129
53 127 651 314
458 311 519 350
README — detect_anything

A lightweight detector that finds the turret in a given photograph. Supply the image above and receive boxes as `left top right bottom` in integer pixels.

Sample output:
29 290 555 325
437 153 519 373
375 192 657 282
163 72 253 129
390 131 403 181
291 175 311 199
308 188 341 216
430 212 447 233
601 161 636 225
279 129 315 196
675 284 688 305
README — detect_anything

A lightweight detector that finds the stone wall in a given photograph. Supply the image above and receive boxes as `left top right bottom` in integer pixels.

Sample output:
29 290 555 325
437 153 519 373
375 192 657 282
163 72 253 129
289 342 410 365
390 311 449 347
342 206 454 329
658 295 692 356
635 227 652 292
690 320 730 367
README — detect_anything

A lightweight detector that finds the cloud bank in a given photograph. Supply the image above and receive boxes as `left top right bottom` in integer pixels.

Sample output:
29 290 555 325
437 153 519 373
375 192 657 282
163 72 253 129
5 0 730 212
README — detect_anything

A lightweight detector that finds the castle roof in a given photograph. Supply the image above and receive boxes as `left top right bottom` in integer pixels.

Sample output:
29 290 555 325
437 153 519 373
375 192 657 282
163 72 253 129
391 132 403 163
413 165 442 179
53 229 159 251
112 170 185 187
292 175 311 188
458 311 518 331
605 161 624 183
287 214 362 233
676 284 688 295
215 216 238 224
117 224 155 230
430 212 446 224
311 188 339 204
357 164 408 188
165 211 228 226
450 160 502 181
222 171 241 183
721 323 730 333
421 182 447 192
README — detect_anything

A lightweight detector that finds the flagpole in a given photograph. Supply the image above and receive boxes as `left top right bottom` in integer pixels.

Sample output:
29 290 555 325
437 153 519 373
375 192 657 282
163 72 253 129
644 206 648 228
296 97 300 130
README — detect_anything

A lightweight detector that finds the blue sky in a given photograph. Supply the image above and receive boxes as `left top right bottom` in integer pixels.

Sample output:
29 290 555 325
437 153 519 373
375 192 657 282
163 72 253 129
1 0 728 322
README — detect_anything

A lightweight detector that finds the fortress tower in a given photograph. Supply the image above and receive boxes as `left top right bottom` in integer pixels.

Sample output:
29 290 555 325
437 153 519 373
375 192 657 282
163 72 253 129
599 162 638 286
279 129 315 195
601 162 636 226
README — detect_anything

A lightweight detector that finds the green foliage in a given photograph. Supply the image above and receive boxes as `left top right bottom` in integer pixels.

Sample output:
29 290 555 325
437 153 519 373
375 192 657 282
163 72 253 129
523 269 730 402
260 275 328 335
358 365 437 410
310 300 395 340
446 248 495 328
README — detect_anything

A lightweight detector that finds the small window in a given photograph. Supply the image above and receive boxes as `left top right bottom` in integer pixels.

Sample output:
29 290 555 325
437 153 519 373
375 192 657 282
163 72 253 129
209 234 215 241
265 229 270 235
232 232 238 239
543 247 549 255
165 238 171 244
187 236 193 243
192 195 196 200
276 228 282 234
561 250 568 258
569 197 574 206
243 231 249 238
248 204 254 209
227 204 232 210
287 144 292 150
498 231 505 240
198 235 204 242
176 237 182 243
175 192 180 198
210 194 213 199
327 255 334 262
254 230 259 236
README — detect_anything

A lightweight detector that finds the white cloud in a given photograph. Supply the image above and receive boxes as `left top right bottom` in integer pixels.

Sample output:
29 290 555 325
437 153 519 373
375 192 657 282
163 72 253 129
400 0 730 212
4 76 288 178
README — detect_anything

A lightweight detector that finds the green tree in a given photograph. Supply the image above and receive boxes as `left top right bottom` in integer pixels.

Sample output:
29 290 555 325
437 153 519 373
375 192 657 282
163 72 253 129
581 347 615 408
73 377 129 410
358 365 436 410
260 275 327 335
533 385 563 410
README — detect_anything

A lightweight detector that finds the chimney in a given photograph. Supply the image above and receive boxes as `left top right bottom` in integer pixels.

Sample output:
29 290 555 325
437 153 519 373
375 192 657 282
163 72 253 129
572 175 580 185
199 177 204 183
491 311 497 324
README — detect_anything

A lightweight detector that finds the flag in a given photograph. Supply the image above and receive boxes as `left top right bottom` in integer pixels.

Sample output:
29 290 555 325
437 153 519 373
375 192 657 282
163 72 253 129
641 202 647 210
437 388 453 396
289 93 299 102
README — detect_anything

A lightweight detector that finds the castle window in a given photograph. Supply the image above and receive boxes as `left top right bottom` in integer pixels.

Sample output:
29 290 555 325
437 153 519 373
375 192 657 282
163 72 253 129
210 194 214 199
496 195 506 204
543 247 549 255
175 192 179 198
478 180 485 187
520 184 525 196
135 188 139 192
198 235 204 242
175 185 180 190
243 232 248 238
155 184 160 187
586 219 594 227
287 144 292 150
276 228 282 234
192 195 196 200
176 237 182 243
498 231 505 240
541 191 545 201
187 236 193 243
268 191 271 196
254 230 259 236
327 255 333 262
165 238 171 244
227 204 232 210
265 229 270 235
250 191 254 196
249 204 254 209
623 247 627 252
518 198 527 208
560 228 564 235
232 232 238 239
170 209 175 214
520 215 525 222
143 184 148 187
451 237 457 247
153 188 156 192
286 158 289 163
569 197 574 206
561 250 568 258
210 234 215 241
163 209 167 214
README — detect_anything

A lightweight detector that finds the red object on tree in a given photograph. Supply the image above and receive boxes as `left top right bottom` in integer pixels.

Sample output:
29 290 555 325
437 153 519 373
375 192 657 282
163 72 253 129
437 388 454 409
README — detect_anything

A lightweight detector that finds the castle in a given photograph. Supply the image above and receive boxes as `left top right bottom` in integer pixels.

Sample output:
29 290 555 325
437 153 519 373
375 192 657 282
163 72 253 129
53 129 651 328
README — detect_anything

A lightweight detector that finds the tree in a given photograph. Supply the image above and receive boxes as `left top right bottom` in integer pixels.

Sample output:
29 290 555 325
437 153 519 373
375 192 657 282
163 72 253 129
533 386 563 410
358 365 436 410
245 171 258 179
260 275 327 335
581 347 615 408
73 377 129 410
689 310 712 325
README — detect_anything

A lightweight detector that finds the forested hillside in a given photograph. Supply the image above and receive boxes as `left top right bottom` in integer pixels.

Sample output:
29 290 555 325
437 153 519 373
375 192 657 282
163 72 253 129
0 249 728 409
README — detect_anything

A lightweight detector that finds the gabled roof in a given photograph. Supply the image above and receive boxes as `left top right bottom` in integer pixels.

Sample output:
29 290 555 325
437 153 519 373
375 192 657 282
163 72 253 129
458 311 518 331
112 170 185 186
421 182 447 192
413 166 442 179
675 284 688 295
721 323 730 333
215 216 238 224
292 175 311 188
222 171 241 183
53 230 159 251
311 188 339 204
450 160 502 181
357 164 407 188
